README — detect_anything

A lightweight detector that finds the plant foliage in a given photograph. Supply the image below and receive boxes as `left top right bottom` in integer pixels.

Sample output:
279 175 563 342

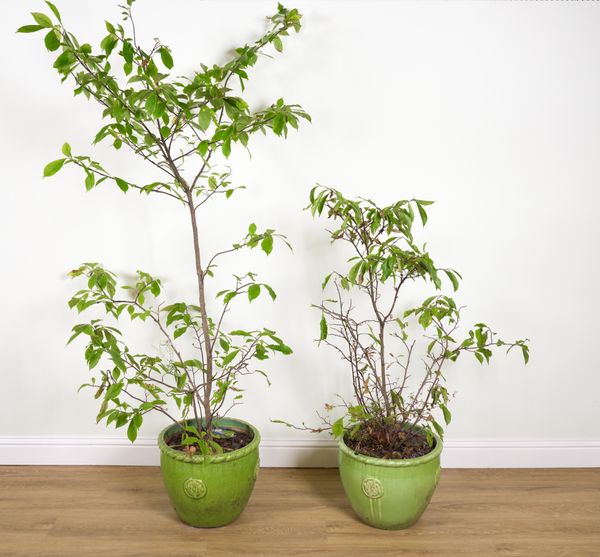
20 1 309 451
277 186 529 453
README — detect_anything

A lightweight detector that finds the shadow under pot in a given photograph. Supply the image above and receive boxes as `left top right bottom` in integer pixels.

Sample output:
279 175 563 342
338 431 442 530
158 417 260 528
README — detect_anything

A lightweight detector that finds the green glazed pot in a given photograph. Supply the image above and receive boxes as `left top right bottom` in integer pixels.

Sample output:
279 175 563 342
158 417 260 528
338 432 442 530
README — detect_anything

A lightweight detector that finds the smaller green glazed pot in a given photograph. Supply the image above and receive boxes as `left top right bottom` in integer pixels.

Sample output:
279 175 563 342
338 432 442 530
158 417 260 528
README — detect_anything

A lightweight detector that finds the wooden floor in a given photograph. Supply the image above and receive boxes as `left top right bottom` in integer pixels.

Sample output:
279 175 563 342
0 467 598 556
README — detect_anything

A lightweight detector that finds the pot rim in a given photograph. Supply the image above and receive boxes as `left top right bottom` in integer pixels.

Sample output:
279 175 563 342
338 429 443 468
158 417 260 464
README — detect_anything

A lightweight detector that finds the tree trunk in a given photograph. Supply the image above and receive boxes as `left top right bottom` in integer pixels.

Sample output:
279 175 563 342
186 193 214 435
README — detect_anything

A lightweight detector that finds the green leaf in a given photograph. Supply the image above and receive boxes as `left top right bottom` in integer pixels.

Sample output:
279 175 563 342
100 34 118 56
255 343 268 360
115 178 129 192
145 92 159 116
43 158 65 177
96 399 108 422
17 24 44 33
272 35 283 53
150 280 160 297
271 343 292 355
440 404 452 425
272 114 285 136
475 327 487 347
263 284 277 301
115 412 128 428
44 29 61 51
416 203 428 225
31 12 53 28
198 106 212 131
85 173 95 190
261 234 273 255
122 40 135 63
207 439 224 454
86 348 102 369
105 383 122 400
173 327 187 339
127 420 138 443
418 310 432 329
431 419 444 439
61 142 71 156
45 2 61 22
319 314 328 341
248 284 261 302
53 50 75 69
159 46 173 69
332 418 345 438
132 413 143 429
223 291 237 304
222 349 240 366
197 140 209 157
229 329 250 336
348 261 361 284
222 139 231 158
444 269 459 292
183 359 203 368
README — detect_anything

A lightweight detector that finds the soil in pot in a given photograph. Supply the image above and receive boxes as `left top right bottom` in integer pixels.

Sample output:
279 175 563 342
165 427 253 455
345 420 432 459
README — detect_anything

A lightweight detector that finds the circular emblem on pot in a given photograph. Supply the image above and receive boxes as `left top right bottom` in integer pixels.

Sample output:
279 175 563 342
183 478 207 499
362 477 383 499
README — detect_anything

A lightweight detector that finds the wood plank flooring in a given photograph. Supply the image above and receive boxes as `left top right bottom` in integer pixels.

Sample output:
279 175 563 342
0 467 598 556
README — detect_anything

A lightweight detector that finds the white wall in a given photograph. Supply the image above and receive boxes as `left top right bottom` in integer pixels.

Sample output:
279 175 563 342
1 0 599 465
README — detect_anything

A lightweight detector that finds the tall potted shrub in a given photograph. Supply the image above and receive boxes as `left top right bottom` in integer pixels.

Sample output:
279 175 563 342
18 1 309 527
281 186 529 529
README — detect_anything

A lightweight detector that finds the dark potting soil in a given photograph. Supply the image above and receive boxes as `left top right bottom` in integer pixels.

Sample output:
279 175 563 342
345 421 433 460
166 428 253 455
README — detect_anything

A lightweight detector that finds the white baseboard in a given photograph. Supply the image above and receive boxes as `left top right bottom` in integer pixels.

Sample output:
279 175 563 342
440 439 600 468
0 437 598 468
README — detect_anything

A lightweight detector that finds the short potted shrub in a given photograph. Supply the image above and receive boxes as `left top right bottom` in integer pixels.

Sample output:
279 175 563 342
281 186 529 530
19 1 309 527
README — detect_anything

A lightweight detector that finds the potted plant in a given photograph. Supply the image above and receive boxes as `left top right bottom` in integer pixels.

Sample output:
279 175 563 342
281 186 529 529
18 1 309 528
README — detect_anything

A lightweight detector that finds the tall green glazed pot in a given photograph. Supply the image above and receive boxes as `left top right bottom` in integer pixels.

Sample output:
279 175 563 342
338 432 442 530
158 417 260 528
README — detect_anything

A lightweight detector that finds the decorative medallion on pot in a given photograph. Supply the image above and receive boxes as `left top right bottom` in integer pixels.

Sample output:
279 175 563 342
183 479 207 500
361 478 383 499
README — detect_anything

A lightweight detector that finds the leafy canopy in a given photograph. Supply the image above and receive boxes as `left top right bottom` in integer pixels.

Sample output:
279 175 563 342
276 186 529 449
20 1 309 452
